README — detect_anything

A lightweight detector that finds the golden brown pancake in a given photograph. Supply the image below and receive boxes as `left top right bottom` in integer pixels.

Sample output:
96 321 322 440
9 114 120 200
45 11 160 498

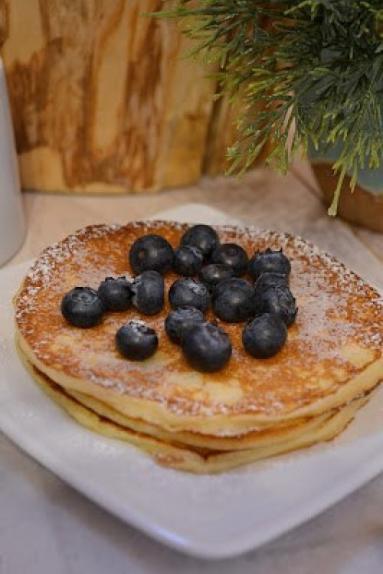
14 221 383 442
18 346 370 474
16 340 340 452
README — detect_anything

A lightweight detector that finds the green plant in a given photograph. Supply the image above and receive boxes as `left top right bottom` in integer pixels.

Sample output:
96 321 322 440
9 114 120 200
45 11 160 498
158 1 383 214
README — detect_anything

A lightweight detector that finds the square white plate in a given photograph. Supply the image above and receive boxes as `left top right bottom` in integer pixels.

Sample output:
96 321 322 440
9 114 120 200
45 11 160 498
1 203 383 560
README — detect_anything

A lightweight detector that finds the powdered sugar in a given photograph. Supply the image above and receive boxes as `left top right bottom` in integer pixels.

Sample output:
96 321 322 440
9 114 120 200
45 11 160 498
15 220 383 418
125 319 150 333
16 224 122 316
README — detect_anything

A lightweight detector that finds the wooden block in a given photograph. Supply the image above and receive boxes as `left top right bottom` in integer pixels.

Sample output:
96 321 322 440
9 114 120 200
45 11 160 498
0 0 229 193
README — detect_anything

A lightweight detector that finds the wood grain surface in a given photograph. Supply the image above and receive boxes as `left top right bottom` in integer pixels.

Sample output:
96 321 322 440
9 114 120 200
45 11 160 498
0 0 248 194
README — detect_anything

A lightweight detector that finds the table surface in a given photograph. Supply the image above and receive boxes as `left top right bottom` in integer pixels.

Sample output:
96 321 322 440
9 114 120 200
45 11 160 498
2 162 383 574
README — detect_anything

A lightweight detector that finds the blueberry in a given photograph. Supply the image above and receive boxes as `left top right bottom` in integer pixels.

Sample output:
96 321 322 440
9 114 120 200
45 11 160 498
213 278 255 323
255 285 297 326
165 307 205 344
180 224 219 258
243 313 287 358
173 245 204 276
182 322 232 372
61 287 104 328
199 263 234 290
129 234 174 274
97 276 132 311
131 270 164 315
254 272 289 296
169 278 210 312
248 248 291 280
210 243 248 276
213 277 250 299
116 321 158 361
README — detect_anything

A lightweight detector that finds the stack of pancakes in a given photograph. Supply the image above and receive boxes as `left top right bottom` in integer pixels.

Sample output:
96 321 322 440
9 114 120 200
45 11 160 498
14 221 383 473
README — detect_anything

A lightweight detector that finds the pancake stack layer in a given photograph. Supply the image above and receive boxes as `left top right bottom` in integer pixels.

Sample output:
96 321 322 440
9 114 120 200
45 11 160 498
14 221 383 473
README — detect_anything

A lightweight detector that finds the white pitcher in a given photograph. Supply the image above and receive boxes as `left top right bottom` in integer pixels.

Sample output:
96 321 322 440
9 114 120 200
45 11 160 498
0 57 25 266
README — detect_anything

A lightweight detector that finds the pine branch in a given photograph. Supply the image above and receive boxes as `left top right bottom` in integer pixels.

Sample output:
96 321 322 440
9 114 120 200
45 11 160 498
159 0 383 214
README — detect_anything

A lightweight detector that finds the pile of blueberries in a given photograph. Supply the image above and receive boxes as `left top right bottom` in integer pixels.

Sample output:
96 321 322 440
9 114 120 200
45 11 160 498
61 224 297 372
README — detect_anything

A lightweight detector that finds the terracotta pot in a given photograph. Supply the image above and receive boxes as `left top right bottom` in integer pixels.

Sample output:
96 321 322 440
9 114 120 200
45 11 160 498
311 162 383 233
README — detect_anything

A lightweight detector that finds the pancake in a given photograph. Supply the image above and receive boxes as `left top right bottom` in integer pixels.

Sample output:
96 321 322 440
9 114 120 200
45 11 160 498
19 348 369 474
17 340 341 452
14 221 383 440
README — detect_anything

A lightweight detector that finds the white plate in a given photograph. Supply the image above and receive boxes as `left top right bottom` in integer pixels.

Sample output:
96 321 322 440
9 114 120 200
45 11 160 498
1 203 383 560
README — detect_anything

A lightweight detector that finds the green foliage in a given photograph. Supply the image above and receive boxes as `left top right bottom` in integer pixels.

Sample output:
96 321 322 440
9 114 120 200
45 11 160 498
159 1 383 214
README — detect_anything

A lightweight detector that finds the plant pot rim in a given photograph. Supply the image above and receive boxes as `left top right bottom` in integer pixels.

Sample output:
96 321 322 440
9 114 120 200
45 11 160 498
311 161 383 233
